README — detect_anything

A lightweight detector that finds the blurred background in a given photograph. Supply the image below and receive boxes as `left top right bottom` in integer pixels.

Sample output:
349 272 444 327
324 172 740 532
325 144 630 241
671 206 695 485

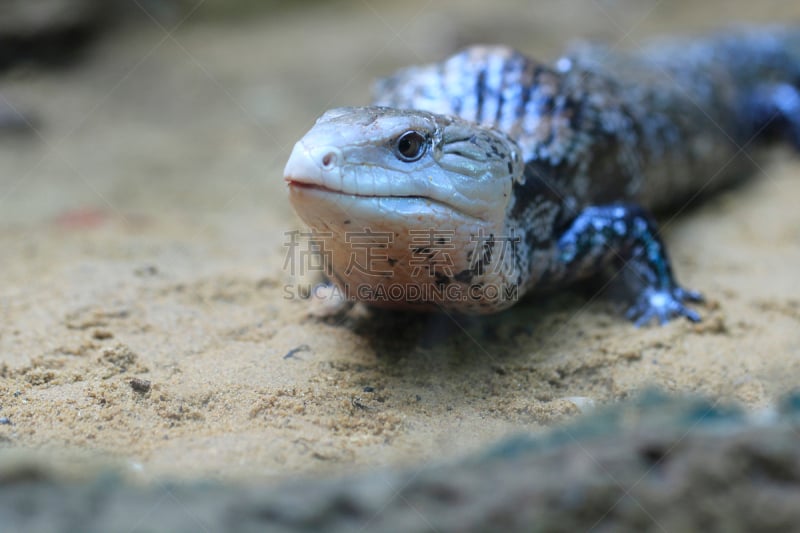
2 0 800 225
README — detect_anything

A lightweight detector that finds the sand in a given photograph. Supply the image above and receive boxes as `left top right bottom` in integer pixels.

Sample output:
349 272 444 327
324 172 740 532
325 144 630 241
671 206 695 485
1 0 799 483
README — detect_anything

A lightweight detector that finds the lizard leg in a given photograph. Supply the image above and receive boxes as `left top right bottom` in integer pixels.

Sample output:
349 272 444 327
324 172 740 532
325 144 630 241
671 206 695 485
748 82 800 148
556 204 702 326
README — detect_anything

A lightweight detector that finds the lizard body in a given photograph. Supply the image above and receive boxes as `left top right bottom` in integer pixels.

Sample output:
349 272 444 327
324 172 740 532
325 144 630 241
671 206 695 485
284 27 800 324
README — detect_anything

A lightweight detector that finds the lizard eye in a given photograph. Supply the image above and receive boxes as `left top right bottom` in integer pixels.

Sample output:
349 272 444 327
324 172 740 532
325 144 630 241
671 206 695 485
394 131 427 162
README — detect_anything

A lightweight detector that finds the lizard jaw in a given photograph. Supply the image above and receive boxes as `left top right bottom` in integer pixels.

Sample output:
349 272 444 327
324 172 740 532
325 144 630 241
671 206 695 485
287 178 480 229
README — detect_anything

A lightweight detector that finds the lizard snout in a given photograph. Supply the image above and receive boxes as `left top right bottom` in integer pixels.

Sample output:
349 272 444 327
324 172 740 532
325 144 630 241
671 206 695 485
283 141 342 185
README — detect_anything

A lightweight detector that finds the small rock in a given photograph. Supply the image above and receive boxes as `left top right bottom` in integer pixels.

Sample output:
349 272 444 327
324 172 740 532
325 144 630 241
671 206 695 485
134 265 158 277
92 329 113 340
129 377 151 393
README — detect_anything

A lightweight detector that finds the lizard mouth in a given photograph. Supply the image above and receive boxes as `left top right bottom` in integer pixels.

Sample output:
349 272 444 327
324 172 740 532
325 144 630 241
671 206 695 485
285 180 356 195
287 179 428 201
286 178 480 220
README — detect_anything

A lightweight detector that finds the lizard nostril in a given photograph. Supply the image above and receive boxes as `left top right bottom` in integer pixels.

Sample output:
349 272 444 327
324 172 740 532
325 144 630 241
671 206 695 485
321 152 337 169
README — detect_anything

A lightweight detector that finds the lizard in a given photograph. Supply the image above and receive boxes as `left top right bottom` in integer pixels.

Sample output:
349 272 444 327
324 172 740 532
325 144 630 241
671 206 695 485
283 26 800 325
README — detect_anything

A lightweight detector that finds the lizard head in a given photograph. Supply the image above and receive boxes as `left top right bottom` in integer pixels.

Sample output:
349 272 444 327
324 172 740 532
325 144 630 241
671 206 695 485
283 106 525 313
285 106 524 229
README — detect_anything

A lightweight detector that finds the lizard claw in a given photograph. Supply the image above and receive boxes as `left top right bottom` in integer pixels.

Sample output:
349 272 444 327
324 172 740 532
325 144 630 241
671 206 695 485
626 286 703 327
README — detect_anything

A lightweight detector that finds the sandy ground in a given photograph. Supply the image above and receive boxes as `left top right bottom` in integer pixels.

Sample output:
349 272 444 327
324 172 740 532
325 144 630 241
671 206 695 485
1 0 799 483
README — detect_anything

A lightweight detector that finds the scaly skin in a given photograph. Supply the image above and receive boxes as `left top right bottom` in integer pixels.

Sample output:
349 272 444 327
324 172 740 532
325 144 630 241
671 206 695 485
284 27 800 324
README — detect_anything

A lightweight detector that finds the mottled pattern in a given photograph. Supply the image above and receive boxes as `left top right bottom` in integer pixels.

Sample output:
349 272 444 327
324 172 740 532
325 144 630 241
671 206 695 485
375 28 800 207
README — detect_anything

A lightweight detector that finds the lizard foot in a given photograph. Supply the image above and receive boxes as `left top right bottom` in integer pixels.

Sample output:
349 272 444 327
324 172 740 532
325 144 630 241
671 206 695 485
626 286 703 327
